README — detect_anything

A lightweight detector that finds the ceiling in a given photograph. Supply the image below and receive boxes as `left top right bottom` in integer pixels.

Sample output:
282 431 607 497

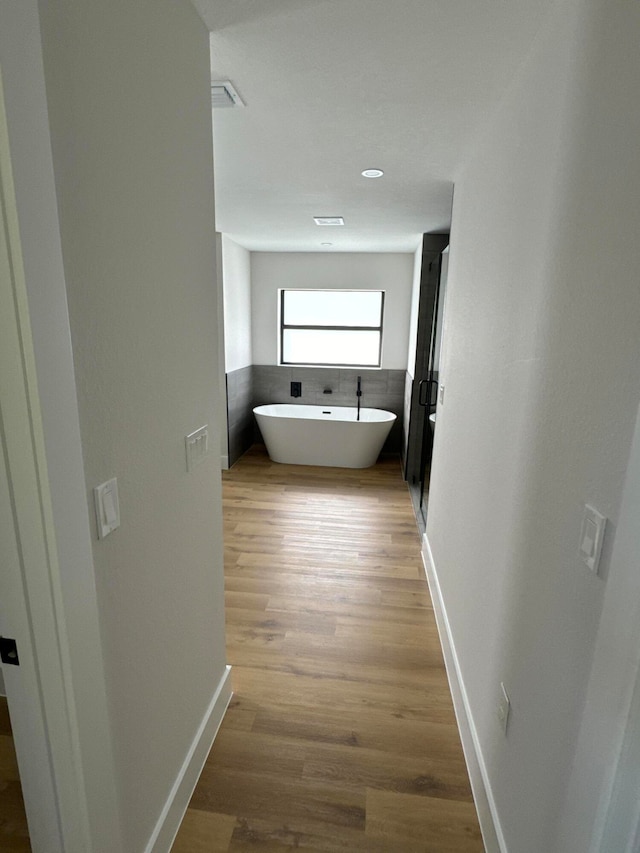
192 0 553 252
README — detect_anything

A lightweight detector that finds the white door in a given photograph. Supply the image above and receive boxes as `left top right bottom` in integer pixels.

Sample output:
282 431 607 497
0 64 90 851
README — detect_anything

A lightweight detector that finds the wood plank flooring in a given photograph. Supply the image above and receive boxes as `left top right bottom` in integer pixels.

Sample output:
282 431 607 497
0 698 30 852
173 446 483 852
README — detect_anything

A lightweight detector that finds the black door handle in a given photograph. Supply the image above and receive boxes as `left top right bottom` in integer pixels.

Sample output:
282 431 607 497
418 379 437 408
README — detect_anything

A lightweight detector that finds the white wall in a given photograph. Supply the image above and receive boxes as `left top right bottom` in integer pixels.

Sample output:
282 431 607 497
403 242 425 462
405 241 424 379
251 251 415 368
222 234 252 372
215 232 229 467
37 2 228 850
426 0 640 849
558 401 640 852
552 0 640 845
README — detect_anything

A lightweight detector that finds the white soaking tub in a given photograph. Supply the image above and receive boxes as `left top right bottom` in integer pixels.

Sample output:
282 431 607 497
253 404 396 468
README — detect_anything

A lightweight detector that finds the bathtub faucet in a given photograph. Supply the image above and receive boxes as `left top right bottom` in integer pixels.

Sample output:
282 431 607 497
356 375 362 421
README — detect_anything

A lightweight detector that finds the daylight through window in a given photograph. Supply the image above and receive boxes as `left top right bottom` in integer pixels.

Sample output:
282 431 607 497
280 290 384 367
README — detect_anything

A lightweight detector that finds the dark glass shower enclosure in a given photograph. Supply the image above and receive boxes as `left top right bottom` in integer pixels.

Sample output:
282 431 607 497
404 234 449 534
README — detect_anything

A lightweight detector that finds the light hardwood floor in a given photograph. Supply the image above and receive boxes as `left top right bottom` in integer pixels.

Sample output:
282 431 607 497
173 446 483 852
0 698 30 852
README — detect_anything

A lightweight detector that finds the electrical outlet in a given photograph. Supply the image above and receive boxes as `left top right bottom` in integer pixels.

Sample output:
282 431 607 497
497 682 511 734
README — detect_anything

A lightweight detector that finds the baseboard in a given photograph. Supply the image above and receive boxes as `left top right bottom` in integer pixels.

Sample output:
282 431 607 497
145 665 232 853
421 535 506 853
221 454 230 470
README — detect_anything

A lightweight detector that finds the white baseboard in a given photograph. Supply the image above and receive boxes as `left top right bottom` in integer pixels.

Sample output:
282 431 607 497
221 454 229 470
421 534 506 853
145 665 232 853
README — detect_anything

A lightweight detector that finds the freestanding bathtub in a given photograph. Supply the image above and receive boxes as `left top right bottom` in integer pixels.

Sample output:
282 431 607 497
254 404 397 468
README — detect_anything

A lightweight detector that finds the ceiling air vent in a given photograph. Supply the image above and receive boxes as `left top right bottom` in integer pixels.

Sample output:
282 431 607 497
313 217 345 226
211 81 244 109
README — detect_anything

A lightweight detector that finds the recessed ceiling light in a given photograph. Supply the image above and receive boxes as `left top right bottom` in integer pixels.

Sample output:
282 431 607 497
362 168 384 178
321 242 333 246
313 216 344 226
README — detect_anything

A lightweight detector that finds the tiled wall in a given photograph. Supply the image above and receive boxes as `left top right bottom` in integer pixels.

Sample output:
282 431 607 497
252 365 405 454
226 365 253 466
226 364 406 466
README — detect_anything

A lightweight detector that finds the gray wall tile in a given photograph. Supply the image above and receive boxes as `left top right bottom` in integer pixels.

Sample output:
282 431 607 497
226 365 254 466
249 364 404 454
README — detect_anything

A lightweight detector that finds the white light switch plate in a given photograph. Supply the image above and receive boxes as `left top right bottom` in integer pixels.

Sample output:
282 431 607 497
579 504 607 575
185 425 209 472
497 682 511 734
94 478 120 539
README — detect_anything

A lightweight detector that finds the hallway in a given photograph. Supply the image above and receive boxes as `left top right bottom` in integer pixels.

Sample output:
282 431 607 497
172 446 482 851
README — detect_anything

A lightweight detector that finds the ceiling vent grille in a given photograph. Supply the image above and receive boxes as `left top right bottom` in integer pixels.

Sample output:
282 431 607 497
313 216 345 226
211 81 244 109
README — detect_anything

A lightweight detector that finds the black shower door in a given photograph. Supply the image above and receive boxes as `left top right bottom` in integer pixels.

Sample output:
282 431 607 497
404 235 449 533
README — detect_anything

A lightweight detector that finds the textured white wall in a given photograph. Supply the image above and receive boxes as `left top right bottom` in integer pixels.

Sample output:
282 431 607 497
251 252 415 368
222 235 252 372
558 402 640 852
37 2 227 850
427 0 640 849
551 0 640 846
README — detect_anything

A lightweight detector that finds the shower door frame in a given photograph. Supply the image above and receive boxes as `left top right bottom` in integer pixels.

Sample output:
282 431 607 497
405 235 449 533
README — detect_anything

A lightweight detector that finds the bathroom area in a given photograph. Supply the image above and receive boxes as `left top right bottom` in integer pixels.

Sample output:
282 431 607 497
229 365 405 464
219 237 450 528
220 246 415 464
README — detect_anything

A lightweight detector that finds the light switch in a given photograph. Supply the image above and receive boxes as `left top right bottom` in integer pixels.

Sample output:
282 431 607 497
497 682 511 734
185 425 209 472
581 519 597 558
579 504 606 575
94 478 120 539
103 489 117 526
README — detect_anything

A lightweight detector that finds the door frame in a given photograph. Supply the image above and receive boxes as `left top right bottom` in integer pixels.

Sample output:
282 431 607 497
0 62 91 850
0 7 123 845
404 234 449 529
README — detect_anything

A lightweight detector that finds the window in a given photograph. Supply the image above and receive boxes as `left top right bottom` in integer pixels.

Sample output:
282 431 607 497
279 289 384 367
